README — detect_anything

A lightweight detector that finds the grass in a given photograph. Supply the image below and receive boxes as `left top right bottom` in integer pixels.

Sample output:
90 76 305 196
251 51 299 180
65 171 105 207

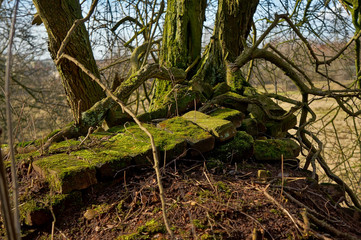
257 81 361 201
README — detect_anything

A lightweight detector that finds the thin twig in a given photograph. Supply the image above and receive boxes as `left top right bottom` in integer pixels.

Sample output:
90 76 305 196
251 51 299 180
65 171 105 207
260 187 303 235
56 53 174 239
4 0 21 238
56 0 99 59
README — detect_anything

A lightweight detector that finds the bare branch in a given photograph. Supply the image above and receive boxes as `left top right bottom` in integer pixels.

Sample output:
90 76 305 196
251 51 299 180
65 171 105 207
56 0 99 59
56 53 175 239
4 0 21 238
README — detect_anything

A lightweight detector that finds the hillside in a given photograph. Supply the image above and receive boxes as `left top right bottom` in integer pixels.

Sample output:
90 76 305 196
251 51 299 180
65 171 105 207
1 90 361 240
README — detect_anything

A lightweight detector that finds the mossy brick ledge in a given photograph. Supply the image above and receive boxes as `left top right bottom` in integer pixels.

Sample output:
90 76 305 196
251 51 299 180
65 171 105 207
182 111 236 142
214 131 254 161
158 117 215 156
32 153 97 194
253 139 300 162
105 123 187 162
209 108 245 128
32 123 187 192
48 139 81 153
20 191 82 226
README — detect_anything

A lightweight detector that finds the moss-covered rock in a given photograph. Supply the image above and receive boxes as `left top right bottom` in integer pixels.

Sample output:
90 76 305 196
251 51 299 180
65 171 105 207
117 219 166 240
254 139 300 162
213 131 254 162
33 153 97 193
209 108 245 128
182 111 236 142
20 192 79 226
48 139 80 153
158 117 215 156
105 123 187 163
33 123 187 187
240 118 266 137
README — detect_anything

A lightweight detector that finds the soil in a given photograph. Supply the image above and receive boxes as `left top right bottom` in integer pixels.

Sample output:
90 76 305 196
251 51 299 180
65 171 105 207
4 156 360 240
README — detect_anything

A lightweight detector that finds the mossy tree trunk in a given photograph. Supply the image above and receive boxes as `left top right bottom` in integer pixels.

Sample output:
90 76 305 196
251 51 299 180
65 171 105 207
151 0 207 110
192 0 259 90
152 0 259 111
32 0 106 122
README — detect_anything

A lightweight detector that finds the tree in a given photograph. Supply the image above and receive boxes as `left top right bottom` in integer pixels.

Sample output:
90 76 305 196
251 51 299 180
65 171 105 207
32 0 361 209
32 0 105 122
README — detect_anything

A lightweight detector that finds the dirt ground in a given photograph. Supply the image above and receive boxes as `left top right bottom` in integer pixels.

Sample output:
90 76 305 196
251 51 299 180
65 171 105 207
5 156 360 240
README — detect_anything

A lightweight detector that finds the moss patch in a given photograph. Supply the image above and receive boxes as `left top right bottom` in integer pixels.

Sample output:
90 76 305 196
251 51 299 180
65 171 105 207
182 111 236 141
209 108 245 128
49 139 80 153
117 219 165 240
214 131 254 161
158 117 215 154
254 139 300 162
33 153 97 193
104 123 186 162
20 192 73 226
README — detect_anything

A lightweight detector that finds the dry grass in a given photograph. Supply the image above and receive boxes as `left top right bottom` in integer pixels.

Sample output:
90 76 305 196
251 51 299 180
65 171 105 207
258 79 361 202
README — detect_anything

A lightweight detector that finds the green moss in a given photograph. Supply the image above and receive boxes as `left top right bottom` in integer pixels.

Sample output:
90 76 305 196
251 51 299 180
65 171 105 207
215 131 254 161
182 111 236 140
206 158 224 170
20 192 69 223
16 141 34 148
209 108 241 120
15 151 40 161
213 82 231 97
20 199 42 221
34 153 96 192
49 139 80 152
138 219 165 234
158 117 211 142
117 233 139 240
198 190 213 203
105 123 186 157
117 219 165 240
254 139 300 161
216 181 231 195
36 154 91 179
192 219 207 229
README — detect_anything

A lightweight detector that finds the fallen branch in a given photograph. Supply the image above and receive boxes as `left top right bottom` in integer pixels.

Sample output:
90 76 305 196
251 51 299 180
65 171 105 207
43 62 186 148
260 187 303 235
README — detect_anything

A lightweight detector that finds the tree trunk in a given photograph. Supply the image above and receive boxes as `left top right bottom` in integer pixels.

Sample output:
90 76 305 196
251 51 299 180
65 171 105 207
151 0 207 110
32 0 106 122
192 0 259 90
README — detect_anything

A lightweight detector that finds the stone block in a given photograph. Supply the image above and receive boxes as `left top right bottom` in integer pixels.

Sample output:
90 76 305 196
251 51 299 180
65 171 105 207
209 108 245 128
33 154 97 194
158 117 215 156
182 111 236 142
254 139 300 162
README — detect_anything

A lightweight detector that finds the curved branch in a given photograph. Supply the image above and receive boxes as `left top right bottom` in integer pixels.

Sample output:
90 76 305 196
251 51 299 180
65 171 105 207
111 16 144 32
56 54 186 130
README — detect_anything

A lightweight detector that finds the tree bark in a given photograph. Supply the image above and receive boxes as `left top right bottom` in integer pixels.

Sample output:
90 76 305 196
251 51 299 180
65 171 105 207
191 0 259 90
32 0 106 122
151 0 207 110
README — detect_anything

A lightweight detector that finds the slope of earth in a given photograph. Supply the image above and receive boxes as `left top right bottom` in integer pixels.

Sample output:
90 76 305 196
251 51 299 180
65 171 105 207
1 90 361 239
15 159 361 240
